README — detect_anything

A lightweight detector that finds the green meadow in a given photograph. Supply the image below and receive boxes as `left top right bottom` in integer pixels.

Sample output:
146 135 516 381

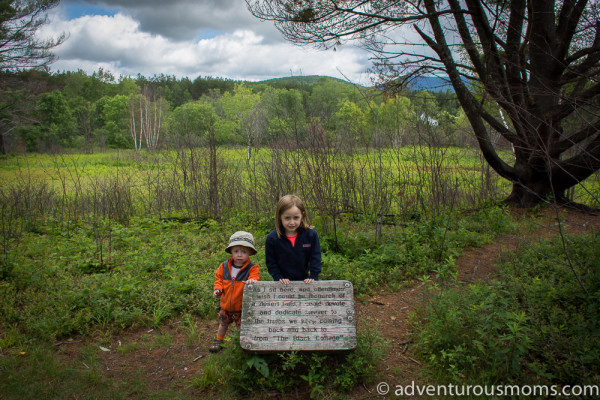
0 146 513 212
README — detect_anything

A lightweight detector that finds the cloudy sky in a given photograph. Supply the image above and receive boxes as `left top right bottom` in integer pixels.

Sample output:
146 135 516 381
39 0 374 84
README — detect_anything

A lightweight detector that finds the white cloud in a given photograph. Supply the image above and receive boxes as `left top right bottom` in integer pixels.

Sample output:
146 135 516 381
41 10 373 84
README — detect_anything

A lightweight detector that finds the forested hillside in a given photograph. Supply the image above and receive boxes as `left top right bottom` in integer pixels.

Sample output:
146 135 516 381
0 69 469 154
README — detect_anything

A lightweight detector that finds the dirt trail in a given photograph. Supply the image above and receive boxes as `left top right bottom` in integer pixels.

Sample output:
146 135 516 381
53 207 600 398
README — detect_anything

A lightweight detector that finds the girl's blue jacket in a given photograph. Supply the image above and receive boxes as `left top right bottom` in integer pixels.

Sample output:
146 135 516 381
265 226 322 281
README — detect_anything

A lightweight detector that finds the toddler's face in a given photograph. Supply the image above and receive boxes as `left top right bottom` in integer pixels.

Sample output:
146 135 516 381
230 246 250 266
281 206 303 236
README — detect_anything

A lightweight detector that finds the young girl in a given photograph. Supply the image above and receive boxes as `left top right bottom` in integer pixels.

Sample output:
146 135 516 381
265 194 321 284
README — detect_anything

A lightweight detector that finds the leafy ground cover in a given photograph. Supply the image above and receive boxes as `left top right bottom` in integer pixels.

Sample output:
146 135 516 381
347 206 600 399
0 205 516 345
1 206 597 399
0 200 520 397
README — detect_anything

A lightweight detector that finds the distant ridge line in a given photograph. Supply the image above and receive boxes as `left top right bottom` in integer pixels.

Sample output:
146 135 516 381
257 75 455 92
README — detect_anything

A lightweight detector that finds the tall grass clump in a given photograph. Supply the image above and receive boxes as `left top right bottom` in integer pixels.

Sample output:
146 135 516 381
194 324 388 398
412 231 600 386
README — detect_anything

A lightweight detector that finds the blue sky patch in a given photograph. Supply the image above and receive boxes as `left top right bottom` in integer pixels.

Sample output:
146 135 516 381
196 29 220 41
65 2 120 19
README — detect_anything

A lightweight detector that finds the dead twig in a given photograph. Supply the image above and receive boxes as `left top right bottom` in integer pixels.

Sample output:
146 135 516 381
408 356 421 365
54 340 82 346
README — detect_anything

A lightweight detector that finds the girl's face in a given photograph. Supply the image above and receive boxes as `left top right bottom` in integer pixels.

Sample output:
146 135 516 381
280 206 303 236
230 246 250 266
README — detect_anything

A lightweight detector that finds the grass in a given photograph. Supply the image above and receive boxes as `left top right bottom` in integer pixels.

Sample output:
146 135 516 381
0 198 524 398
2 148 597 224
0 343 199 400
0 147 510 209
0 215 242 343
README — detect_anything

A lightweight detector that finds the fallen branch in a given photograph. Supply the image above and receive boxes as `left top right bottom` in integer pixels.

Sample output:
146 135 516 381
54 340 82 346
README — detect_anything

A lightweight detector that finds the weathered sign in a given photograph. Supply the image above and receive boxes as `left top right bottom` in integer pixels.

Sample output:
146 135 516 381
240 280 356 352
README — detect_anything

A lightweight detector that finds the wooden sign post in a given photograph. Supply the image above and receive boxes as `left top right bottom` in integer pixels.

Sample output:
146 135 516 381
240 280 356 352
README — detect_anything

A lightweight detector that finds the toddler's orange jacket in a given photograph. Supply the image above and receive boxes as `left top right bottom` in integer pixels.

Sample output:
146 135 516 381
214 257 260 312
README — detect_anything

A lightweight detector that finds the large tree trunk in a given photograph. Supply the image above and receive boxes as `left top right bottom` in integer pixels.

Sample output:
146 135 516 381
503 143 600 207
505 180 555 208
501 148 553 207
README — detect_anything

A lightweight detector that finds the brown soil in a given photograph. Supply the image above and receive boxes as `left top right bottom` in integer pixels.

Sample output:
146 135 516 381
52 206 600 399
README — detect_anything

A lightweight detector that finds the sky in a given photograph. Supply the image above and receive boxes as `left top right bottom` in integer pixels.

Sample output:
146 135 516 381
39 0 375 84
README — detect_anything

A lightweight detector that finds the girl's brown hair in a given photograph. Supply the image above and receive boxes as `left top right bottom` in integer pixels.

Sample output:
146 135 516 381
274 194 311 238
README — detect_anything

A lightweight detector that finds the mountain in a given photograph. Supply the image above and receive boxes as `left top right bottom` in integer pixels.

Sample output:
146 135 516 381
255 74 455 92
407 76 454 92
259 75 352 86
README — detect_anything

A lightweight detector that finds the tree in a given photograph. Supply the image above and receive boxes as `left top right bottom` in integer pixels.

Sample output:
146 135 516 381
247 0 600 207
129 87 166 152
33 89 77 150
376 95 413 148
95 95 131 148
333 99 367 149
218 83 262 159
262 87 307 142
0 0 64 70
0 1 64 153
307 76 356 124
0 73 40 153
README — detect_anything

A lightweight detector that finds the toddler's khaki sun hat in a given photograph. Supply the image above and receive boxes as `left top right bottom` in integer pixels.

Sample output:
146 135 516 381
225 231 257 255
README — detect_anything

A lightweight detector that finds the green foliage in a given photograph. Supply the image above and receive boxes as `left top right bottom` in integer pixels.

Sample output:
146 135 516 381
217 83 261 145
320 207 516 296
413 284 532 383
168 101 217 140
0 215 227 343
498 232 600 384
95 94 131 148
201 325 388 397
34 90 78 150
334 99 368 146
413 232 600 386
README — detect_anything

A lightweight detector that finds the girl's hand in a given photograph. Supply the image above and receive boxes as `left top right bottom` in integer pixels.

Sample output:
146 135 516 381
213 289 222 298
245 279 257 284
279 279 290 285
304 278 314 284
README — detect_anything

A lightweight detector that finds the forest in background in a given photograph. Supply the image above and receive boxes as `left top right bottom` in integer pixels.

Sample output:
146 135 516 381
0 68 477 154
